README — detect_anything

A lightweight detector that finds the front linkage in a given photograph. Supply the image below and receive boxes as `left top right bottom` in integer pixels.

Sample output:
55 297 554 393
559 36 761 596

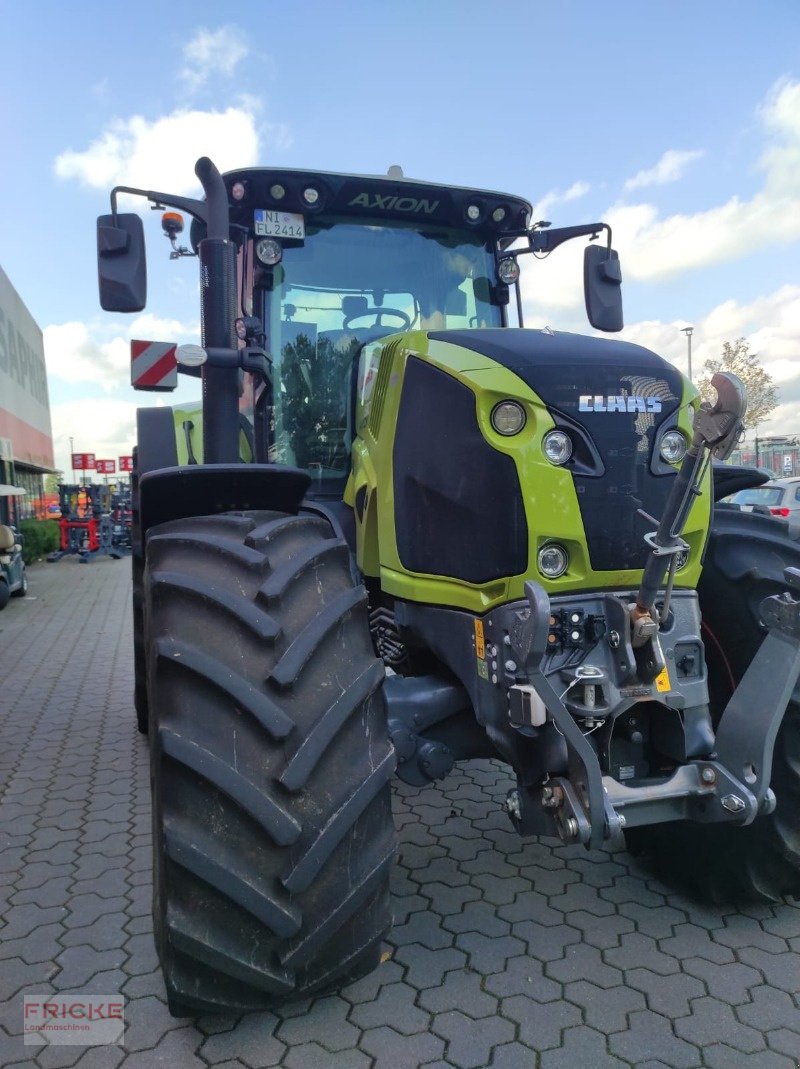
505 373 800 847
507 568 800 848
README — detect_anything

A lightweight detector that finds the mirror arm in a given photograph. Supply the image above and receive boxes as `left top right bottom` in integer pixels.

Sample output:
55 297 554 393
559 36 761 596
109 186 208 226
530 222 611 255
498 222 612 266
496 219 616 280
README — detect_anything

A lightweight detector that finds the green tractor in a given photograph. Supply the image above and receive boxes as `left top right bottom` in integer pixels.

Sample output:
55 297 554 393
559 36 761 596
97 157 800 1016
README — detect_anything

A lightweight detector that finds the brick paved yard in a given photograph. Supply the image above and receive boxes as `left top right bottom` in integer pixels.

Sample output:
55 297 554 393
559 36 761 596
2 558 800 1068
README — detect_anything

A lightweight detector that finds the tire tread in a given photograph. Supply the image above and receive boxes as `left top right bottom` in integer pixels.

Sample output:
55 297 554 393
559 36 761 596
146 509 395 1014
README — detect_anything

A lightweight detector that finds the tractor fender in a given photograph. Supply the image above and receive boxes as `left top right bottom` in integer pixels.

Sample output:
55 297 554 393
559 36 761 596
138 465 310 547
135 407 310 547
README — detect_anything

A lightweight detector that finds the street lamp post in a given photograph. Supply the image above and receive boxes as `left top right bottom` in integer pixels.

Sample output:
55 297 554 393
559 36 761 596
69 437 75 484
680 326 694 381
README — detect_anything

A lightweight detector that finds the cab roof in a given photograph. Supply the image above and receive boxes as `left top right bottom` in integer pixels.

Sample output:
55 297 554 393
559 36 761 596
222 166 532 239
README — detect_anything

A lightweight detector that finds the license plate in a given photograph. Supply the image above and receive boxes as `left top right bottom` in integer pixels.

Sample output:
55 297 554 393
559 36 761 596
740 504 754 512
254 209 305 239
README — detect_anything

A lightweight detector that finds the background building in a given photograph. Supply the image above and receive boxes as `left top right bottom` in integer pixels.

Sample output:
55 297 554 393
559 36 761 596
0 264 54 522
730 436 800 478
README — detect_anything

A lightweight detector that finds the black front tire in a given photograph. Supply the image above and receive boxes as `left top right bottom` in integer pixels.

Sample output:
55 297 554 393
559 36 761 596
625 703 800 902
626 509 800 902
0 580 9 610
145 510 395 1015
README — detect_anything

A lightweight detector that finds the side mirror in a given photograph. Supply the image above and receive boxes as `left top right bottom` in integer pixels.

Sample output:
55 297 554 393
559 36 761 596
584 244 623 333
97 213 147 312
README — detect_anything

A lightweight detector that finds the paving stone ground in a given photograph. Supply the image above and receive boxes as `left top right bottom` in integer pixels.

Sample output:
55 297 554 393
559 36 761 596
2 557 800 1068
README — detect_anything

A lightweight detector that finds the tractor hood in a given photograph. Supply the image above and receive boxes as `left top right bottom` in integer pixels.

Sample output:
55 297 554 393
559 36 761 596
427 328 693 574
427 328 684 411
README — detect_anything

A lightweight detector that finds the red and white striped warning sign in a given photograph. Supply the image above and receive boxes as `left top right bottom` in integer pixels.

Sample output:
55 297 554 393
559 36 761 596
130 340 178 391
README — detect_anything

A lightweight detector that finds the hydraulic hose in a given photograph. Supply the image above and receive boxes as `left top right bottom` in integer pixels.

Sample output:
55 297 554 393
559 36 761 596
636 443 704 614
635 372 746 616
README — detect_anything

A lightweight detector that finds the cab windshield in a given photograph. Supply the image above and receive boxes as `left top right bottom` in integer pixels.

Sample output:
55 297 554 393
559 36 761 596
256 218 500 490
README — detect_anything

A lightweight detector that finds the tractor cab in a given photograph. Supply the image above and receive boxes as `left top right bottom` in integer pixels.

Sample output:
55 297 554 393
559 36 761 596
98 163 622 493
224 167 532 490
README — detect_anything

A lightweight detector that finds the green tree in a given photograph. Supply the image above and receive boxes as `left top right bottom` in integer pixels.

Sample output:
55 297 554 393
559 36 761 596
278 334 355 469
697 338 778 431
44 471 63 494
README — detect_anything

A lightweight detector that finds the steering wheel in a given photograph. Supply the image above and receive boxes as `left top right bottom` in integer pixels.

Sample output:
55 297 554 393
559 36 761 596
343 307 411 331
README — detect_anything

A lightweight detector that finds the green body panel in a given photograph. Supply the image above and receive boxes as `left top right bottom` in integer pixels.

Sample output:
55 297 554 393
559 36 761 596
168 402 253 466
346 332 709 614
172 404 203 465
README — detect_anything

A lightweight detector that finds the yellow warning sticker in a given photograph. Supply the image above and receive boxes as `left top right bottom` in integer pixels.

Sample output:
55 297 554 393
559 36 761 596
655 666 671 693
474 618 485 659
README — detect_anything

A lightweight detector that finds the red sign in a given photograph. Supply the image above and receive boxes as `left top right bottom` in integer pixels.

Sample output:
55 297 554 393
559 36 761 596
71 453 96 471
119 456 134 472
130 340 178 391
95 459 116 474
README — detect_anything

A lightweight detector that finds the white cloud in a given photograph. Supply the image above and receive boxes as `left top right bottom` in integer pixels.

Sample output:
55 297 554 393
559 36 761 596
615 285 800 434
607 189 800 283
758 77 800 197
44 323 129 391
51 398 139 476
519 78 800 312
54 104 260 194
44 315 199 392
533 181 590 221
518 236 588 320
612 79 800 282
624 149 704 191
129 313 200 344
179 26 249 92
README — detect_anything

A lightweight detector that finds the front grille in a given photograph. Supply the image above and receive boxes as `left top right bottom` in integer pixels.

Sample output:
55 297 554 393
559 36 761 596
368 339 400 438
552 374 682 571
393 357 527 584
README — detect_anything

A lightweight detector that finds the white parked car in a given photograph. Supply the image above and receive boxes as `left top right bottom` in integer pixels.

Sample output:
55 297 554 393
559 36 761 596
727 477 800 520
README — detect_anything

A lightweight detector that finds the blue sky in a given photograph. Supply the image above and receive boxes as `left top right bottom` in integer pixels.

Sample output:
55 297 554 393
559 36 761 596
2 1 800 474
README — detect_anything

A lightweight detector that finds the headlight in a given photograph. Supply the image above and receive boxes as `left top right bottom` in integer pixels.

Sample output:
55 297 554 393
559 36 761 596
255 238 282 265
538 543 569 578
543 430 573 465
497 258 520 284
491 401 526 436
660 430 688 464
